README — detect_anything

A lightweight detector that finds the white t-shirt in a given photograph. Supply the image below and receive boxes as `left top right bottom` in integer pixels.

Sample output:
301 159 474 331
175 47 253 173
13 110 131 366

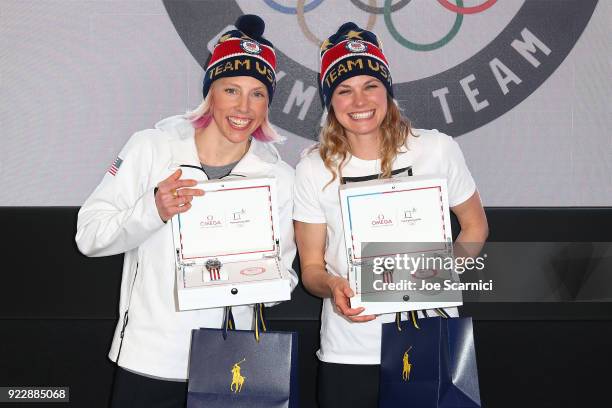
293 129 476 364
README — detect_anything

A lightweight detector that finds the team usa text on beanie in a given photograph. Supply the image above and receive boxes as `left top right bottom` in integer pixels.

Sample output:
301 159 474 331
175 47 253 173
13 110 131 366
319 22 393 109
203 15 277 104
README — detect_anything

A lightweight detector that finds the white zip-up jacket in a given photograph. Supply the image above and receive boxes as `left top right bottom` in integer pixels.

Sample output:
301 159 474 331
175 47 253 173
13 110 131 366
75 115 297 380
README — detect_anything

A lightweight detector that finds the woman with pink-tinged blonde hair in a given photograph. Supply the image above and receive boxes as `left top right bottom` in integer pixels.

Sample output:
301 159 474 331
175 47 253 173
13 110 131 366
186 82 282 144
75 15 297 407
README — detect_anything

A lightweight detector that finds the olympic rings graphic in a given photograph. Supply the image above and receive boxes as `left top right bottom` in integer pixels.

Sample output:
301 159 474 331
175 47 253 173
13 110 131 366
261 0 497 51
297 0 377 46
384 0 463 51
437 0 497 15
262 0 324 15
350 0 412 15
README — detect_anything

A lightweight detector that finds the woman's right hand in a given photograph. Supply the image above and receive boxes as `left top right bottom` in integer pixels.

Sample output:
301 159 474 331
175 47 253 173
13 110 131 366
328 276 377 323
155 169 204 222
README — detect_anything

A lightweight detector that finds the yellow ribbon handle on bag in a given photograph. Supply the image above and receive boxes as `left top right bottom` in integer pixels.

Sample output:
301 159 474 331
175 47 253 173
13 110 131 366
394 310 424 331
254 303 267 343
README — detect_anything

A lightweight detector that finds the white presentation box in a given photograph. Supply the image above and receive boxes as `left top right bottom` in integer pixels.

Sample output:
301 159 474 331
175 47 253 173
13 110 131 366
339 175 463 315
171 172 291 311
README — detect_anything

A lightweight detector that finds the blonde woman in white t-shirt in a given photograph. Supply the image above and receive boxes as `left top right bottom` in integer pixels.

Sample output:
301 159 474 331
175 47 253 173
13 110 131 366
293 22 489 408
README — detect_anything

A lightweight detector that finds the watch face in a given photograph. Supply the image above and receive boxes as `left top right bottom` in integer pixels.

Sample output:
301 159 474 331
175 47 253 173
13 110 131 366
205 258 222 270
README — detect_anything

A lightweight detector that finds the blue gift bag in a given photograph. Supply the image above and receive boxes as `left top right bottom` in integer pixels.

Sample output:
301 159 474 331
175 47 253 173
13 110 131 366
187 305 299 408
379 311 481 408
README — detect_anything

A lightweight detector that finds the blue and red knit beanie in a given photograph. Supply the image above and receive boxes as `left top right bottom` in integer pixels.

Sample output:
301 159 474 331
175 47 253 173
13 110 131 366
203 15 277 105
319 22 393 108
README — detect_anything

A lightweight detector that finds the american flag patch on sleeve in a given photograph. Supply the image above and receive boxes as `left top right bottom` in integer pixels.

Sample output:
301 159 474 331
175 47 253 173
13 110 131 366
108 156 124 176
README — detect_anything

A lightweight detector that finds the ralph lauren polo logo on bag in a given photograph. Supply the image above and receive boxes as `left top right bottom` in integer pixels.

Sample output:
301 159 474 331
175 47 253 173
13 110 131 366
230 358 246 393
402 346 413 382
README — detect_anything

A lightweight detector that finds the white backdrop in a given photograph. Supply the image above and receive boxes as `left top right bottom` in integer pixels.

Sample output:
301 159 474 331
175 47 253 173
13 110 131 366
1 0 610 206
